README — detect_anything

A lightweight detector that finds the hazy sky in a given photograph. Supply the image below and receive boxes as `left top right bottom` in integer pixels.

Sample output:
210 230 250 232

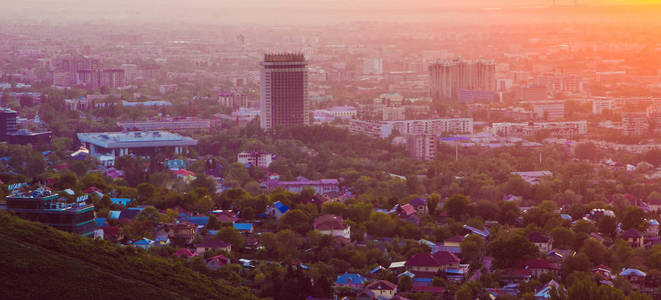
2 0 661 25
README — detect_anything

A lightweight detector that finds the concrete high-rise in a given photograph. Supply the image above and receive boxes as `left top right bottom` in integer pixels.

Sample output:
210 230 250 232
429 58 496 102
260 53 309 131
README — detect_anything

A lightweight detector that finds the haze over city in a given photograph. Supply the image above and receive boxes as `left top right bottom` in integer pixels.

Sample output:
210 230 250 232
4 0 661 300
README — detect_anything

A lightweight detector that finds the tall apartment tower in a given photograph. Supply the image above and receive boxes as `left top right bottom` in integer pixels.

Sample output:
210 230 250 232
260 53 309 131
429 58 496 102
406 133 437 161
0 108 18 142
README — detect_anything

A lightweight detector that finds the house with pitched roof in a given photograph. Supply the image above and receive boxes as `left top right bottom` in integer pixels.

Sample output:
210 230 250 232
314 214 350 239
132 238 154 250
405 253 442 273
195 238 231 254
534 280 564 299
360 280 398 300
267 201 290 219
233 223 254 233
409 198 428 216
520 258 560 277
174 248 199 259
206 254 230 270
334 273 367 290
526 231 552 253
621 229 644 248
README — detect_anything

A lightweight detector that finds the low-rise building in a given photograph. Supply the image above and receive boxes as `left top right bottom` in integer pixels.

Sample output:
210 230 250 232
492 121 587 138
237 151 272 168
77 131 198 160
313 214 350 239
266 178 340 194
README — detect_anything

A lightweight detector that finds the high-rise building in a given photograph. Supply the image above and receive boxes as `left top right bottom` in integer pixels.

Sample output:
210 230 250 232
622 113 649 136
407 134 437 161
362 57 383 75
0 108 18 142
429 58 496 102
260 53 309 131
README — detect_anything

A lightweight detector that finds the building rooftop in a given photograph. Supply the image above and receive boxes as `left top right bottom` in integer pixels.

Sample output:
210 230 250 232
77 131 198 149
263 53 305 62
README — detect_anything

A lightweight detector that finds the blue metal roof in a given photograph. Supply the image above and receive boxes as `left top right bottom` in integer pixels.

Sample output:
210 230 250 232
110 198 131 206
273 201 290 214
234 223 253 231
184 216 209 226
108 210 121 220
335 273 366 285
95 218 107 227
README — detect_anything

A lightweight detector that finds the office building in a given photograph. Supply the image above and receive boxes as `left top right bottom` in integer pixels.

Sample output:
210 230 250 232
429 58 496 101
219 91 249 109
266 178 340 194
527 101 565 120
0 108 51 145
362 57 383 75
260 53 309 131
593 99 614 115
492 121 588 138
4 187 96 236
622 113 649 136
116 118 212 131
0 108 18 142
237 151 273 168
77 131 198 159
350 118 473 139
407 134 437 161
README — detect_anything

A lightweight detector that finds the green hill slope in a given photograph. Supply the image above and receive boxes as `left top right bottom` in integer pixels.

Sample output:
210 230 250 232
0 211 257 300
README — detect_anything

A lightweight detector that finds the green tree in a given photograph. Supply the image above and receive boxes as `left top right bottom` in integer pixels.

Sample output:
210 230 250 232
277 209 311 234
444 194 471 221
598 216 617 239
487 234 537 268
621 206 648 232
215 227 245 249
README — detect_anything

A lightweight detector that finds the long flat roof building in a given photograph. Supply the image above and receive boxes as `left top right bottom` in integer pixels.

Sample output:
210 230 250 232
77 131 197 158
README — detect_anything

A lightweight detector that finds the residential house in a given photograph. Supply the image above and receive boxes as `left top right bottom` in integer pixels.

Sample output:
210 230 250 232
593 265 614 285
405 253 441 273
314 214 351 239
195 238 232 254
444 235 464 247
132 238 155 250
213 211 238 224
647 196 661 212
174 248 198 259
648 219 659 236
409 198 428 216
486 288 520 299
110 198 131 206
233 223 254 234
621 229 644 248
464 225 489 239
433 251 462 271
534 280 564 299
267 201 290 219
411 286 445 296
361 280 398 300
206 254 230 270
546 249 575 264
619 268 646 288
527 232 552 253
181 216 210 229
334 273 367 290
163 222 196 246
519 258 560 277
398 203 419 224
501 268 532 283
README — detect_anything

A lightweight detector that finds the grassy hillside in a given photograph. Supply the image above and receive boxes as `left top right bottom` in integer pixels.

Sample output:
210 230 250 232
0 211 257 300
